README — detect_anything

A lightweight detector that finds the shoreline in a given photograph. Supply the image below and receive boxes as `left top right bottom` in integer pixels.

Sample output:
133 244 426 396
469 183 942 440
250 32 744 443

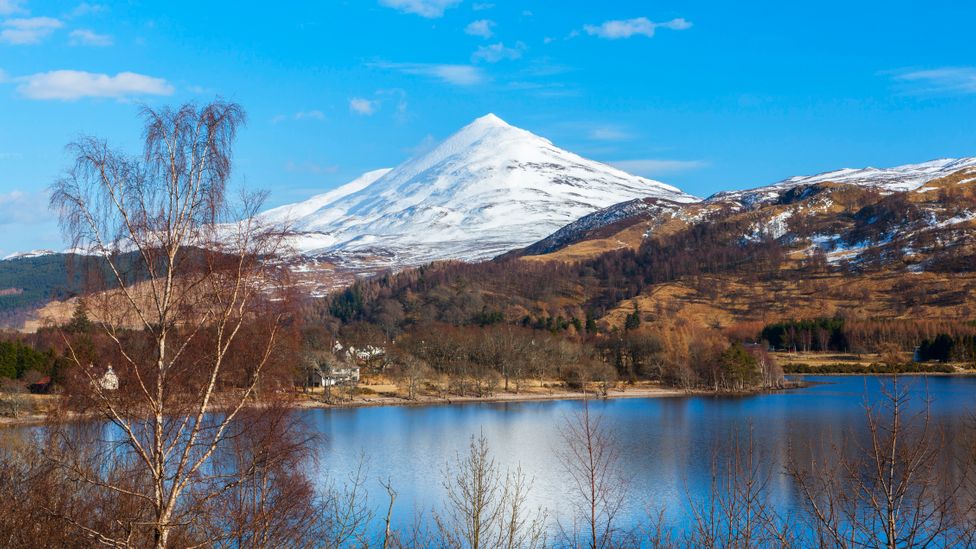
20 375 962 427
291 380 812 411
291 384 688 411
0 382 804 428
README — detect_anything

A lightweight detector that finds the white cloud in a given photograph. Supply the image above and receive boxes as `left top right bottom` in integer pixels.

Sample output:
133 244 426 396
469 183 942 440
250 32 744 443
0 190 50 225
69 28 112 46
349 97 378 115
378 0 459 18
373 61 485 86
294 110 325 121
0 0 26 15
465 19 494 38
590 127 631 141
472 41 525 63
472 2 494 10
272 110 326 124
891 67 976 95
1 17 64 45
15 70 174 100
610 158 707 176
186 84 213 94
70 2 107 17
584 17 691 39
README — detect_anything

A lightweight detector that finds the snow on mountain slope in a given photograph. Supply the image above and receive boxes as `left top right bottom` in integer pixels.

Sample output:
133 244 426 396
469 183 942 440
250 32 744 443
2 249 58 261
262 168 392 225
268 114 698 266
711 157 976 207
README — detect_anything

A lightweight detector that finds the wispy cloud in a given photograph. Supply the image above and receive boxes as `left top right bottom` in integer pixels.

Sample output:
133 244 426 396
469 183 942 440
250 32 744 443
378 0 459 18
372 61 485 86
14 70 173 100
465 19 494 38
590 127 632 141
1 16 63 45
610 158 707 176
349 97 378 115
502 80 581 98
890 67 976 96
471 2 494 10
0 0 26 16
472 41 525 63
0 190 50 225
69 2 107 17
69 28 112 46
584 17 691 39
272 110 326 124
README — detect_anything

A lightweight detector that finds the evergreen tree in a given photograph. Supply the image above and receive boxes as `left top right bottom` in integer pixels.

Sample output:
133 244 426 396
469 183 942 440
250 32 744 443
624 301 641 331
720 342 760 389
66 300 93 333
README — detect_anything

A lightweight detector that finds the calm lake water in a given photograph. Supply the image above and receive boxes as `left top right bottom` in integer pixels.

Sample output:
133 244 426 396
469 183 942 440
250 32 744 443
301 375 976 534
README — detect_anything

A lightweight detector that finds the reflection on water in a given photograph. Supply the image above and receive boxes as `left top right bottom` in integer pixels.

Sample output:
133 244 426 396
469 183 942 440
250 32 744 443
301 375 976 532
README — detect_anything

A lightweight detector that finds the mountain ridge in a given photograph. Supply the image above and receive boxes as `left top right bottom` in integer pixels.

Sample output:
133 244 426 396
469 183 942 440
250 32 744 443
519 156 976 260
263 114 698 268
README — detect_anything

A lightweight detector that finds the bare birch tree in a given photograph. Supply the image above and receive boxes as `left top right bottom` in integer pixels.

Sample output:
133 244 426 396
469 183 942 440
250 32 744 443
46 101 297 547
557 400 627 549
684 428 797 548
435 432 548 549
787 378 973 548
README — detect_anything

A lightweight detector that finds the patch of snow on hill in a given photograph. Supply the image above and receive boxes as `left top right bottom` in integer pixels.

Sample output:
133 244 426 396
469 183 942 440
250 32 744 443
711 157 976 207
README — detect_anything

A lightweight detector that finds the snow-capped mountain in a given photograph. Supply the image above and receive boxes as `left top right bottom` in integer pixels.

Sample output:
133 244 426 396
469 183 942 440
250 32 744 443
710 157 976 207
264 113 698 267
518 156 976 259
2 249 58 261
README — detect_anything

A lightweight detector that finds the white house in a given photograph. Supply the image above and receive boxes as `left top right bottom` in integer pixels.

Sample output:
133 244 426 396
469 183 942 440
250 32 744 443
99 365 119 391
310 364 360 387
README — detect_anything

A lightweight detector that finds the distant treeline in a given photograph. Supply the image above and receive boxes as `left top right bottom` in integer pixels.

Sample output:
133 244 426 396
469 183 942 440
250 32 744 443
0 340 57 380
917 333 976 363
783 362 956 374
761 318 976 357
0 304 95 385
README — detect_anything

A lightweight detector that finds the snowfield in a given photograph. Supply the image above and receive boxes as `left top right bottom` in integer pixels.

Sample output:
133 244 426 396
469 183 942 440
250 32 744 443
261 114 699 266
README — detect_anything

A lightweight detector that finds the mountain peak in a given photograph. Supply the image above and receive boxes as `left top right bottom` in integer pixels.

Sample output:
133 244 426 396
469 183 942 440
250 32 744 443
469 113 510 128
264 115 698 271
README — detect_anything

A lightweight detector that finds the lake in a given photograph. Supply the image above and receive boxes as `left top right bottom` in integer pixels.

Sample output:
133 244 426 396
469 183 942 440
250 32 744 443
301 375 976 536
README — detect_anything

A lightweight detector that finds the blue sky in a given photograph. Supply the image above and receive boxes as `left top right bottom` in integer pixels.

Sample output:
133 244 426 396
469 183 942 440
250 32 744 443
1 0 975 255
